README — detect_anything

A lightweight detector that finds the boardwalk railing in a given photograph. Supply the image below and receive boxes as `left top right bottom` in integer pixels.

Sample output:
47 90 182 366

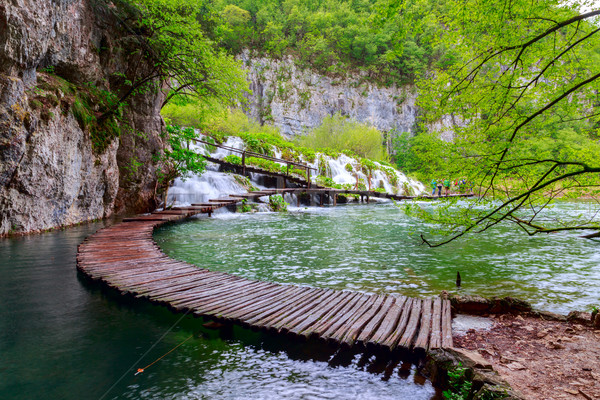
193 138 317 186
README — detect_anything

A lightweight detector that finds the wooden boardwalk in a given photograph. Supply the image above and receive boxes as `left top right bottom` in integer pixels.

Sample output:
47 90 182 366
77 201 454 353
226 188 474 204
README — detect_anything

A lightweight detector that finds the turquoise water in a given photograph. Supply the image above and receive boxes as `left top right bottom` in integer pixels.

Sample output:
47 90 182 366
0 223 436 400
155 202 600 315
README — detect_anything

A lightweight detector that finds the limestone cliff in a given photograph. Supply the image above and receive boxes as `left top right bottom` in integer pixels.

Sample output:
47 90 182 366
241 52 420 141
0 0 165 235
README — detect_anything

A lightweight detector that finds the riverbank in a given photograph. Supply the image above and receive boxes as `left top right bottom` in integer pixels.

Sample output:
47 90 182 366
453 313 600 399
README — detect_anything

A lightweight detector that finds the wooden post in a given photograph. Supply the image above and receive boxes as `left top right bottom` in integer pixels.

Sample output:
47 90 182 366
286 163 290 176
242 151 246 175
333 193 337 206
320 193 324 206
306 167 311 188
366 195 369 203
297 192 301 207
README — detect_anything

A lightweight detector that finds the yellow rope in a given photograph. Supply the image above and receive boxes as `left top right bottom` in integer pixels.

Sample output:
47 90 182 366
135 334 194 375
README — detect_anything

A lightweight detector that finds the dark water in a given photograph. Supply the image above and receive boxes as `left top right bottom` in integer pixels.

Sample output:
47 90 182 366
155 202 600 315
0 223 436 400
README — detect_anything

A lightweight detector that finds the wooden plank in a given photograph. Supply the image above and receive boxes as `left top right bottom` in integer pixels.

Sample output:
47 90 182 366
333 294 386 346
353 295 396 344
429 297 442 349
140 272 235 296
187 281 285 314
414 298 433 351
367 296 408 347
378 298 415 349
119 270 212 293
302 292 363 337
226 285 306 321
245 287 321 329
267 288 333 330
286 291 355 336
441 299 453 348
147 275 243 301
320 294 375 341
271 289 337 332
165 278 252 305
200 282 284 317
396 298 423 349
205 284 292 319
111 269 204 291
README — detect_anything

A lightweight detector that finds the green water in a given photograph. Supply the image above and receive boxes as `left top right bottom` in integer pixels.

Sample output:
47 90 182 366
0 223 436 400
155 202 600 315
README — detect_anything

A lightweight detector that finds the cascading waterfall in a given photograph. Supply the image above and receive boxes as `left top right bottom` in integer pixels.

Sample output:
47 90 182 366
166 134 424 208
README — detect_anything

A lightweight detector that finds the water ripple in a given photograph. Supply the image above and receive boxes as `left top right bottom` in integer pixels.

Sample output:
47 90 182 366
155 202 600 315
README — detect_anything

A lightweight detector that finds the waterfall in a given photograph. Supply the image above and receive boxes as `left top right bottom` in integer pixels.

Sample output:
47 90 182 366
167 166 248 207
166 134 425 208
309 153 424 195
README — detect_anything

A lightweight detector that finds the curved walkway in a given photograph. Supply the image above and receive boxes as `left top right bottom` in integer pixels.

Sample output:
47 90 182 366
77 203 453 352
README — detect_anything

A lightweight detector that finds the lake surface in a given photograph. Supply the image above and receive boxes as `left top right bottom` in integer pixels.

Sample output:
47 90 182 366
0 222 436 400
155 201 600 315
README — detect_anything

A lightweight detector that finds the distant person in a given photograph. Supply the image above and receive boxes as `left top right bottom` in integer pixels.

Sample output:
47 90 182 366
431 178 437 195
437 179 443 196
460 178 467 193
443 178 451 196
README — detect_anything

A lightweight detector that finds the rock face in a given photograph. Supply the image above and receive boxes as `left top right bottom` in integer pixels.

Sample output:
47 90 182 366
0 0 165 235
241 52 419 140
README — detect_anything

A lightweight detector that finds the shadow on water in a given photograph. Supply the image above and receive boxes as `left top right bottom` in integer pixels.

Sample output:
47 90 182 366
78 274 439 399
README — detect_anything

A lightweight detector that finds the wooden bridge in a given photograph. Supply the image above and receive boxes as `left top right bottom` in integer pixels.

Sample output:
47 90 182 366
78 197 455 353
223 187 474 206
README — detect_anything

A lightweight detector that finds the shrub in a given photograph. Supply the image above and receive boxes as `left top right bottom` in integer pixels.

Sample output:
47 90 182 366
223 155 242 165
268 194 288 212
298 113 388 161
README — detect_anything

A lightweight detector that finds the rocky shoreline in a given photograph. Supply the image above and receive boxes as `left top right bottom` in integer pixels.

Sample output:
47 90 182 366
427 293 599 399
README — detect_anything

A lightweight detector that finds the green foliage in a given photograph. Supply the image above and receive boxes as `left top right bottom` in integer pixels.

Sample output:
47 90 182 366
205 108 317 162
123 0 248 110
442 363 472 400
316 175 343 189
156 125 207 193
223 154 242 165
238 198 256 212
246 157 287 175
161 97 225 130
268 194 288 212
389 0 600 243
298 113 387 161
212 0 448 85
232 174 259 191
40 65 55 74
393 131 449 182
32 72 123 154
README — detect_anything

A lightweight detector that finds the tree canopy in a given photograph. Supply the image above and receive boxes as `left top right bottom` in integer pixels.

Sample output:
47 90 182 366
112 0 248 109
211 0 450 85
393 0 600 244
